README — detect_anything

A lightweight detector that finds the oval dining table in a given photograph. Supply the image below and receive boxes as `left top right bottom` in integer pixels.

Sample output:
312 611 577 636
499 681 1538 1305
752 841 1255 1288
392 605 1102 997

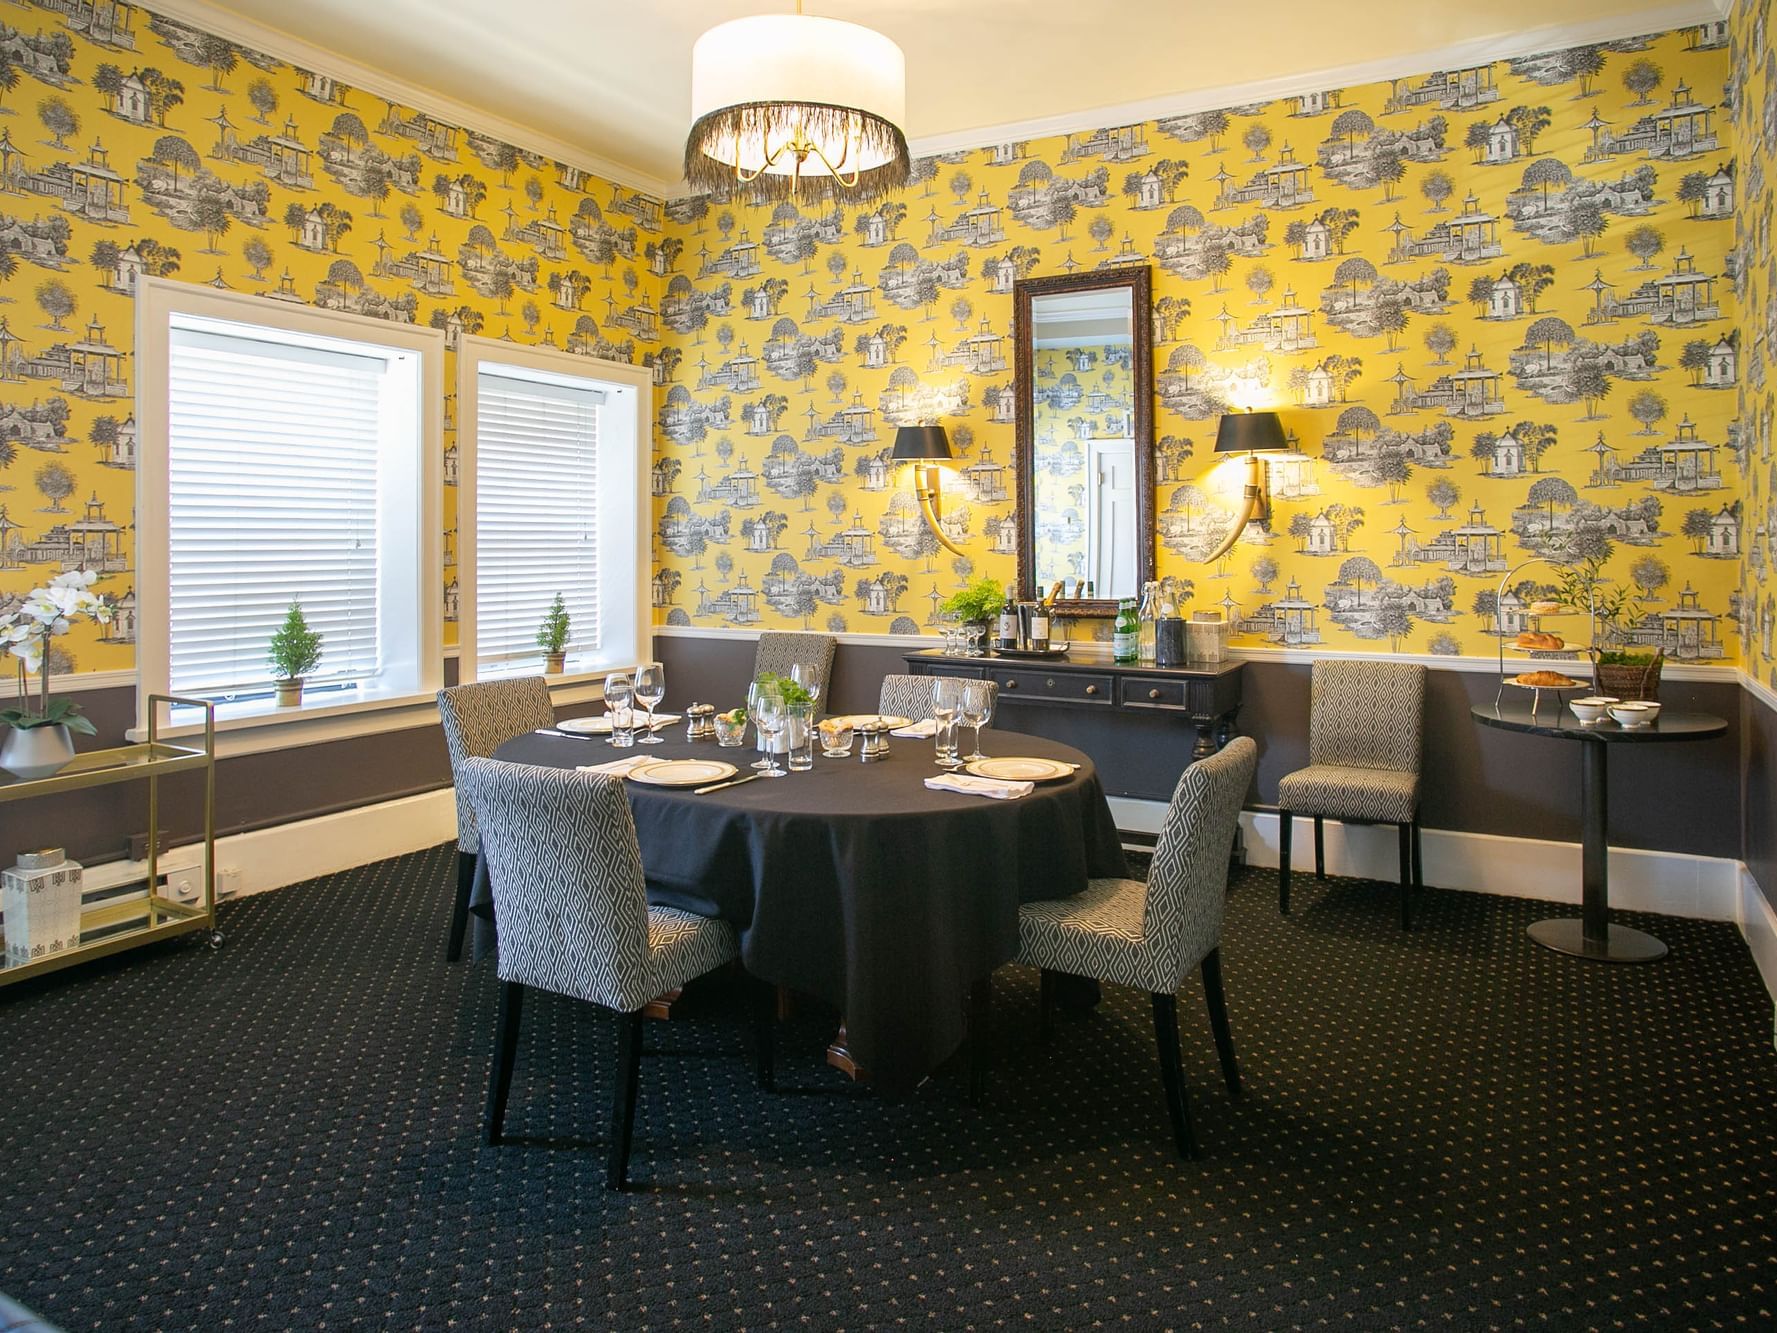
475 724 1129 1093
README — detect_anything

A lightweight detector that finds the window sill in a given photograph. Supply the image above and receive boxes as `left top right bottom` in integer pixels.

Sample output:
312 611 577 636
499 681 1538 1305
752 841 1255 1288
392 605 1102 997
127 686 444 757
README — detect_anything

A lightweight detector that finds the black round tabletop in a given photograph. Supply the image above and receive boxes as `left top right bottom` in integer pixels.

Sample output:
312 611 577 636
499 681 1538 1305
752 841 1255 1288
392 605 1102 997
1471 698 1728 742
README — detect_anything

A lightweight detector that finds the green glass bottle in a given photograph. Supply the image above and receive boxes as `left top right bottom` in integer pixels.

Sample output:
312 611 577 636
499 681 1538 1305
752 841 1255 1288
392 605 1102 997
1112 597 1138 662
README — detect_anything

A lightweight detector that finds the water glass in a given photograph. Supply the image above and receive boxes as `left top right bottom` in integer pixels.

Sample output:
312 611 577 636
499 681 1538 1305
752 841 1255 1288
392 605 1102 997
746 680 777 770
633 663 666 744
960 679 993 761
931 676 963 770
819 718 855 757
785 701 815 771
605 674 635 747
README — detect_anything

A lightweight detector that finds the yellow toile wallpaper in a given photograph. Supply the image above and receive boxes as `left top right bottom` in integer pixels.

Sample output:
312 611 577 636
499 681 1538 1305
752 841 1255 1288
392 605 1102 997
0 0 664 672
0 2 1751 673
1732 0 1775 690
652 22 1744 663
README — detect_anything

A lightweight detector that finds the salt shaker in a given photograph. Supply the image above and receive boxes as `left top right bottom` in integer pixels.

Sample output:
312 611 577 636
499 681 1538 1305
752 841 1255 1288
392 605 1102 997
685 702 716 741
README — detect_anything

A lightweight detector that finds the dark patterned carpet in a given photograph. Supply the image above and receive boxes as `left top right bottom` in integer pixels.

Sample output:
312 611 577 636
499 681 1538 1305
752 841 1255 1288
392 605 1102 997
1 845 1774 1330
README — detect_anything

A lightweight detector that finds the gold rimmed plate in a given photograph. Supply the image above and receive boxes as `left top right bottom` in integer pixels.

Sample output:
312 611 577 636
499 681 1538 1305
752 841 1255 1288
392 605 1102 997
964 756 1075 783
627 759 738 788
831 714 911 731
557 714 681 735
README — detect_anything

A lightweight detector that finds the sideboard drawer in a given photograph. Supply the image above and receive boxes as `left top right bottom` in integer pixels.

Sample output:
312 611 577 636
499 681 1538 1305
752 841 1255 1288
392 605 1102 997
991 669 1114 706
1121 676 1191 710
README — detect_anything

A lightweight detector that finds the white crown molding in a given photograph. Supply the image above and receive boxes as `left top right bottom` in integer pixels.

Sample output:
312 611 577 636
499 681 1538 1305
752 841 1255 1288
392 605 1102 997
652 623 931 650
906 0 1731 165
136 0 679 200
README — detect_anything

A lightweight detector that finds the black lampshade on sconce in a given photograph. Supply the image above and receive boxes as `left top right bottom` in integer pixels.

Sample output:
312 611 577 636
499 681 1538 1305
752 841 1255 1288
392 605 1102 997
1214 409 1287 455
890 425 964 556
891 425 955 461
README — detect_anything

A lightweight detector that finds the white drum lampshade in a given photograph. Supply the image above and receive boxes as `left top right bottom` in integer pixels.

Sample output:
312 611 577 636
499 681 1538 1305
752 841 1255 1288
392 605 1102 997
686 11 909 203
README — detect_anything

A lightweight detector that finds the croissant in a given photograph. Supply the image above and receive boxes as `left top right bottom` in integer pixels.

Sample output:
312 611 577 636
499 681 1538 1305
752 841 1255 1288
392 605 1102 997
1513 670 1584 688
1515 631 1564 651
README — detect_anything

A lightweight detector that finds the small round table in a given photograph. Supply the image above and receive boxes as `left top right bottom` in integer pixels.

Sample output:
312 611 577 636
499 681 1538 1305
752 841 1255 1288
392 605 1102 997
1471 698 1728 962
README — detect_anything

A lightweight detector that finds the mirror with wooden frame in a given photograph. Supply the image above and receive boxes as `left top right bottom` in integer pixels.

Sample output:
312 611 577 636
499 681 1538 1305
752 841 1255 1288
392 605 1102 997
1012 266 1154 619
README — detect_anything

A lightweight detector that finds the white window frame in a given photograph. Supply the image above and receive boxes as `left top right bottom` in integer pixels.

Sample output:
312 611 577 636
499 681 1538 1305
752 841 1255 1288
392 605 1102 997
132 276 445 747
455 336 650 687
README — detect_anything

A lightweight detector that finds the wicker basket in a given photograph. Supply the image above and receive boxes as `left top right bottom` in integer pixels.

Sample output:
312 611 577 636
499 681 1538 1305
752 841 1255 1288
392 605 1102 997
1591 649 1663 702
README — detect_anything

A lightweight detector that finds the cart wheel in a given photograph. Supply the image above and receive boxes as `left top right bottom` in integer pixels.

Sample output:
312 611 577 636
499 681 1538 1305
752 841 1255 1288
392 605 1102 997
207 930 226 950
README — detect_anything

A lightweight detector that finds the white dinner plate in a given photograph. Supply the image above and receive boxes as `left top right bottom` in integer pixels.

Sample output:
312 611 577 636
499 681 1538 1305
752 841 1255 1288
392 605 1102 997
627 759 737 787
832 714 911 731
964 756 1075 783
556 713 681 735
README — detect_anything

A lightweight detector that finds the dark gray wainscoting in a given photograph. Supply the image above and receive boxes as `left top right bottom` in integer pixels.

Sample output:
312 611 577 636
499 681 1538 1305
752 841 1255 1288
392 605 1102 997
1743 686 1777 912
656 633 1744 862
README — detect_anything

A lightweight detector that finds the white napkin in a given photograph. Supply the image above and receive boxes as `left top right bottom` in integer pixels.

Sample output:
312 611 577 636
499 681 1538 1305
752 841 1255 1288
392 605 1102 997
891 718 940 738
577 756 663 778
924 773 1033 800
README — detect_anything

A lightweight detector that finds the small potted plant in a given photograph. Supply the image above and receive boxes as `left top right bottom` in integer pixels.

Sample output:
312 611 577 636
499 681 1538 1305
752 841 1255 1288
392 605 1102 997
537 593 570 674
1553 556 1661 700
268 601 323 707
0 570 112 779
938 576 1005 637
756 671 814 751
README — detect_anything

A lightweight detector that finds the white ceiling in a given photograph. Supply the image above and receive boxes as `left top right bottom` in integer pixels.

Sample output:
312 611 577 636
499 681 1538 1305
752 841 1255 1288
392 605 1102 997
165 0 1726 195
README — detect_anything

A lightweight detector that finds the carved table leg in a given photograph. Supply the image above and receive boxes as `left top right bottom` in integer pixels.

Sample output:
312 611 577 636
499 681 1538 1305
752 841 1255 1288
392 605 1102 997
826 1021 868 1081
642 988 683 1021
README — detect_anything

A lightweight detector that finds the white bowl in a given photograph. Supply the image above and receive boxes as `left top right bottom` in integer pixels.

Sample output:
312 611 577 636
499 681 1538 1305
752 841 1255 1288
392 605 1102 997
1568 697 1617 725
1609 701 1660 728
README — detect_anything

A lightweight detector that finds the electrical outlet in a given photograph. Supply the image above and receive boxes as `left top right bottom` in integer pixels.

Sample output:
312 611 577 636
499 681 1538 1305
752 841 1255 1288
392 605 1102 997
216 866 243 901
167 869 201 904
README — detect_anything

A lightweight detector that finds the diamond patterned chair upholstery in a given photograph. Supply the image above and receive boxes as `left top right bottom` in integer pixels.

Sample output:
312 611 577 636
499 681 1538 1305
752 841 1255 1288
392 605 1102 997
457 757 768 1189
876 673 997 722
753 632 836 702
1275 659 1426 928
436 677 556 961
1016 737 1258 1159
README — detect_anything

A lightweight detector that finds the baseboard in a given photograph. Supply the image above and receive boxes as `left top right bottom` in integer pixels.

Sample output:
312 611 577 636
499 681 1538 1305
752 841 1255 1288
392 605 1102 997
1737 865 1777 1045
1108 798 1742 922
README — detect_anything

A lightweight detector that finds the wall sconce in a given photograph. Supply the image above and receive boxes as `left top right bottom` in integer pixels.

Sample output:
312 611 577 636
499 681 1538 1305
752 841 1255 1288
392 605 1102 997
890 424 967 558
1201 409 1288 564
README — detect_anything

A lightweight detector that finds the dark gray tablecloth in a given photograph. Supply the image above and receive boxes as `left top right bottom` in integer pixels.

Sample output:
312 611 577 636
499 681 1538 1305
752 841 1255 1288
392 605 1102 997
475 725 1127 1091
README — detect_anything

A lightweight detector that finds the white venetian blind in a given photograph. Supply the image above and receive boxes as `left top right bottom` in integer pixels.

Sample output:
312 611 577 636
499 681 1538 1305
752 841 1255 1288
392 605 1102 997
166 325 388 697
475 368 604 672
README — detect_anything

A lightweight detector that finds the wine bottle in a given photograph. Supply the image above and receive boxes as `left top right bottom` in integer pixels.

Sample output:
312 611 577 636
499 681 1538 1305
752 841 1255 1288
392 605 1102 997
1113 598 1138 663
1029 596 1050 652
997 592 1020 653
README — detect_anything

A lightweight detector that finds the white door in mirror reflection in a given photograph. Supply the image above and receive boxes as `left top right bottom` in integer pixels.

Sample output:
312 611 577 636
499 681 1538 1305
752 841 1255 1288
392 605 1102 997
1087 438 1137 599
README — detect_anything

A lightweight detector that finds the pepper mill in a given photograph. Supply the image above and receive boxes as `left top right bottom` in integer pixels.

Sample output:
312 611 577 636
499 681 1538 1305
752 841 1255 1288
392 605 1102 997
685 703 716 741
858 721 891 762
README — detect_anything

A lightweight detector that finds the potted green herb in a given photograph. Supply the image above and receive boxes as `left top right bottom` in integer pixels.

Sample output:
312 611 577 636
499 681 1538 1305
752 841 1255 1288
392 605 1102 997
0 571 113 779
938 576 1005 636
756 671 814 751
1552 556 1661 700
537 593 570 674
268 601 323 707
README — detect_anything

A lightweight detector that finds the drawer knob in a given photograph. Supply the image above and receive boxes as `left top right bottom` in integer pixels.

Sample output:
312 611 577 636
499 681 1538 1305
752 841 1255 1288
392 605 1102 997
1046 678 1056 688
1149 688 1162 700
1085 684 1100 696
1005 678 1017 689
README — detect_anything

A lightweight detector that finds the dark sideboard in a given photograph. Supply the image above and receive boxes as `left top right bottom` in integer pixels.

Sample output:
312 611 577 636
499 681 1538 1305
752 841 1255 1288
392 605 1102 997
903 647 1244 803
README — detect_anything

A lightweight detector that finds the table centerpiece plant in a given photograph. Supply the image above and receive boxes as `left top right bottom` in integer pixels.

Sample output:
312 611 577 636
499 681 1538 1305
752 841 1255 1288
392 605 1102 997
537 593 570 674
755 671 814 752
268 601 324 707
1551 555 1662 700
0 570 114 779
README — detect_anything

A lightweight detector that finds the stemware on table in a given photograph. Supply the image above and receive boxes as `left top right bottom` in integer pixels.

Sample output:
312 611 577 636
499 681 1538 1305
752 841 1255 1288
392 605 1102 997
961 680 993 761
633 663 666 744
746 680 777 770
754 688 787 778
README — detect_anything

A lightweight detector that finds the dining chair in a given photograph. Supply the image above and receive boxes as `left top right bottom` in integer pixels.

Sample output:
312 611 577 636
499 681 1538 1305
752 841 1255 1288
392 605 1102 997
877 673 998 721
1276 660 1426 928
458 757 773 1191
753 632 836 701
1015 736 1257 1160
436 677 556 962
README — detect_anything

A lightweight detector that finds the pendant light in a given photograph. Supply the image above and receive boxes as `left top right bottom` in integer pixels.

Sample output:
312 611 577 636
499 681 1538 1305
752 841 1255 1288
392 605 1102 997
685 2 910 203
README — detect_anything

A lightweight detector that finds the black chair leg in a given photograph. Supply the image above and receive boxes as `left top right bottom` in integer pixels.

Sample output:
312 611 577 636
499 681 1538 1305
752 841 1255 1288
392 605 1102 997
1278 810 1293 915
606 1010 645 1191
967 976 992 1106
1411 819 1423 890
1313 816 1326 879
1397 822 1413 930
485 980 524 1145
1037 968 1055 1044
1200 948 1241 1097
751 976 776 1093
1150 992 1197 1160
447 848 476 962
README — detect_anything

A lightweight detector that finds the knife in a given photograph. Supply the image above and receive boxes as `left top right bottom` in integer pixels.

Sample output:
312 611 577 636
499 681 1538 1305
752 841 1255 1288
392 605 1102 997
694 772 764 795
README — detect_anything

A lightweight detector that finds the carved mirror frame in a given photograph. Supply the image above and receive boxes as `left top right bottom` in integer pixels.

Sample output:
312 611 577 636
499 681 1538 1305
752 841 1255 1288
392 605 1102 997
1011 264 1155 619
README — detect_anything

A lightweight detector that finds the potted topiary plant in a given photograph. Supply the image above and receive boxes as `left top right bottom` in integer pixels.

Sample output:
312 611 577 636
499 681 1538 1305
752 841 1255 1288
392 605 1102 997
1553 556 1662 700
268 601 323 707
938 576 1005 638
0 570 113 779
537 593 570 674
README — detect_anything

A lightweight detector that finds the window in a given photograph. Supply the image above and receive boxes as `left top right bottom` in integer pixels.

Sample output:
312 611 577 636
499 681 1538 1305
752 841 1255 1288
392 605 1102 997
136 278 443 736
457 338 648 682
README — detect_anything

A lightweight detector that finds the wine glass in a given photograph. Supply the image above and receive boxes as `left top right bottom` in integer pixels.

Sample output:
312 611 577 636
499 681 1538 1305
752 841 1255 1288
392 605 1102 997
931 676 963 770
633 663 666 743
960 680 994 761
746 679 777 770
789 662 823 712
754 688 786 778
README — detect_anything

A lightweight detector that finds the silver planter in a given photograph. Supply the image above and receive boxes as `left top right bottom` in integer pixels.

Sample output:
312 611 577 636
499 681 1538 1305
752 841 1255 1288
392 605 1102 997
0 723 76 781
